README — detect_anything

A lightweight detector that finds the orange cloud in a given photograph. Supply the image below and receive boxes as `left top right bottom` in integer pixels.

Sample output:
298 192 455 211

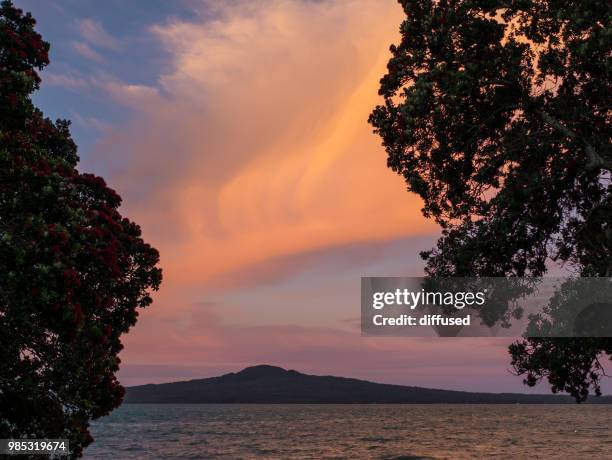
88 0 434 292
76 0 462 383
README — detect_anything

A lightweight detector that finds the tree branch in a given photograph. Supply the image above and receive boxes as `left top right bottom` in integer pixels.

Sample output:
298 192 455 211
538 111 610 172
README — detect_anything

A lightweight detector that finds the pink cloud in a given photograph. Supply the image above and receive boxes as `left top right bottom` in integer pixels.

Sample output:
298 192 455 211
71 41 104 62
117 298 543 392
76 18 120 50
44 72 88 89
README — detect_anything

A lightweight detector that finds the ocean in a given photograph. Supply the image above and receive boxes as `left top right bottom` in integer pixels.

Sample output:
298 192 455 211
86 404 612 459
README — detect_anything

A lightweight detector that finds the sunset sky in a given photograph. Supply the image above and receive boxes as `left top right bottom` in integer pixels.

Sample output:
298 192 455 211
19 0 612 393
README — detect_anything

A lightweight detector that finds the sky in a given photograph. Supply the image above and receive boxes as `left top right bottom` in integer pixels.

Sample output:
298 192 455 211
17 0 611 393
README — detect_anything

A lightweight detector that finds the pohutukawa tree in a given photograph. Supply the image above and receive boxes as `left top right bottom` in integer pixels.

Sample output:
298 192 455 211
0 1 162 455
370 0 610 401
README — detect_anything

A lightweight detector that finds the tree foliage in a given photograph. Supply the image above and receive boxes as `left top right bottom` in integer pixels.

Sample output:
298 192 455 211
369 0 610 401
0 1 162 455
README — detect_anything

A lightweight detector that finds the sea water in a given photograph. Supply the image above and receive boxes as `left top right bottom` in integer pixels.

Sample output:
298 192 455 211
86 404 612 459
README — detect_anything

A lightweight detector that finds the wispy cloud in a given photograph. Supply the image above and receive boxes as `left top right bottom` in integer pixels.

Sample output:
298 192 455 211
71 41 104 62
42 71 159 108
87 0 431 286
70 111 110 131
92 78 160 108
76 18 120 50
44 72 89 89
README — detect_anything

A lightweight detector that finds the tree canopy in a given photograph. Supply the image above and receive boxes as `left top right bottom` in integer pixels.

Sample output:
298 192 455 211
0 1 162 455
369 0 610 401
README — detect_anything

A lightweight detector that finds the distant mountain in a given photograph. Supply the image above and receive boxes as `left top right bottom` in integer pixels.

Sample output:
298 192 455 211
124 365 612 404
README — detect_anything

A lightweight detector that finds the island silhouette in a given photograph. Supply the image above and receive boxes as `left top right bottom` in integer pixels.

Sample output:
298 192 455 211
125 365 612 404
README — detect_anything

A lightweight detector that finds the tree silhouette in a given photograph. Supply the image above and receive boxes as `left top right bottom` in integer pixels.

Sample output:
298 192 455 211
369 0 610 401
0 1 162 455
